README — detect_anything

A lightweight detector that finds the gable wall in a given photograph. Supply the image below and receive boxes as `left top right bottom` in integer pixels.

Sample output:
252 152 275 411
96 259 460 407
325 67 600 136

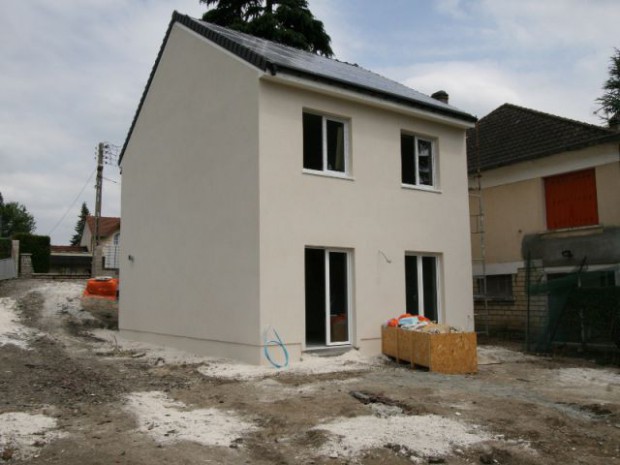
119 24 262 361
257 79 475 357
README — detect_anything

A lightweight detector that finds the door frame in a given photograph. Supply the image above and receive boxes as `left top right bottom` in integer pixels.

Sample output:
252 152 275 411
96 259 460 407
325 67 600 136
305 246 353 347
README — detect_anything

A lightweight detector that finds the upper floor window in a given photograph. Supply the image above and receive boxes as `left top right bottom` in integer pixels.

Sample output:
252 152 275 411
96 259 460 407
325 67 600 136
544 168 598 230
401 133 436 188
303 112 349 175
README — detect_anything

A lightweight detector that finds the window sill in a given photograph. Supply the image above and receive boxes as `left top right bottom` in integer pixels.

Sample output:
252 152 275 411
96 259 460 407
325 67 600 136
302 169 355 181
401 183 441 194
474 296 515 304
543 224 603 236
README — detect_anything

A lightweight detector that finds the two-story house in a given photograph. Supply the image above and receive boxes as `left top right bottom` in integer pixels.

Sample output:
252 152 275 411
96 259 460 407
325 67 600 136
468 104 620 344
119 12 477 364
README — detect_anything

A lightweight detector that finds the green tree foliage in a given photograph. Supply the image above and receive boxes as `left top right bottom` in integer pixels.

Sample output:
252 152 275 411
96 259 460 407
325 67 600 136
596 48 620 126
0 200 36 238
70 202 90 246
0 192 3 238
13 234 50 273
201 0 333 57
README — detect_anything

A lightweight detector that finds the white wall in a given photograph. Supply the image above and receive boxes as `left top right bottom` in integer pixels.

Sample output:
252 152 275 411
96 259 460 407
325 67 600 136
257 80 475 358
119 24 262 363
120 22 475 364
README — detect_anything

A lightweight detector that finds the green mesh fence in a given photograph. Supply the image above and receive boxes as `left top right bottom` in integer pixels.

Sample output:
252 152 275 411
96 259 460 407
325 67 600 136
528 267 620 352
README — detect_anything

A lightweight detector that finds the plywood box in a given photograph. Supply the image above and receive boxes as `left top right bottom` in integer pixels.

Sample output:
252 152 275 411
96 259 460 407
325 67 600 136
381 326 477 374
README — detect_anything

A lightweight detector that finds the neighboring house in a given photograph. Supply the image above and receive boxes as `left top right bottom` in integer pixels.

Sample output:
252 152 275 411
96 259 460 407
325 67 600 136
119 12 477 364
81 216 121 273
467 103 620 341
49 245 91 275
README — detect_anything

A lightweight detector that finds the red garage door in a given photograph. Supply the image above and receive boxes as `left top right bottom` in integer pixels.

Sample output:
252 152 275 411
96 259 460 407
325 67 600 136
544 168 598 230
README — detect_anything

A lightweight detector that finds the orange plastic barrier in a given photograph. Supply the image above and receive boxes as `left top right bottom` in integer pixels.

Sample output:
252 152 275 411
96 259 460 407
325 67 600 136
83 277 118 300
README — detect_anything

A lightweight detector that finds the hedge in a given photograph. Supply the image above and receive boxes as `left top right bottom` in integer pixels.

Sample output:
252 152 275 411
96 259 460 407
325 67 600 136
0 238 11 259
13 234 50 273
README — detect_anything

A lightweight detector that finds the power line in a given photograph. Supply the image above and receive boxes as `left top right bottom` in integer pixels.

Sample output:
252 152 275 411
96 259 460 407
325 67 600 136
48 168 96 237
103 176 120 184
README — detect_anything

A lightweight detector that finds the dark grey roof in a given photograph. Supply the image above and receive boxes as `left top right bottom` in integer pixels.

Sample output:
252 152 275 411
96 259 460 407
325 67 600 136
189 18 475 121
467 103 620 173
120 11 476 163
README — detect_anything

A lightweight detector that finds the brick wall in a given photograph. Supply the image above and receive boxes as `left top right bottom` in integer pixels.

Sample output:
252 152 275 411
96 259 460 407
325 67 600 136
474 265 548 341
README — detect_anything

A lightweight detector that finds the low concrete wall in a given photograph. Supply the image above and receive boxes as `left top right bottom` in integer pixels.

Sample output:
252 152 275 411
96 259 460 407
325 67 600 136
0 258 17 280
0 240 19 281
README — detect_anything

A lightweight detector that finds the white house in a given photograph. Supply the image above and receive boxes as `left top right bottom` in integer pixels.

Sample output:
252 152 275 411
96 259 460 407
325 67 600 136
118 12 477 364
81 215 121 273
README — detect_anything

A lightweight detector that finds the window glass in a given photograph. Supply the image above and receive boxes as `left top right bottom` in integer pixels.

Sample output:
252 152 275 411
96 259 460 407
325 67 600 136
303 112 349 175
478 274 513 299
326 120 345 172
422 256 437 320
401 134 415 185
417 139 433 186
405 255 419 314
406 254 439 320
303 113 323 170
401 133 435 187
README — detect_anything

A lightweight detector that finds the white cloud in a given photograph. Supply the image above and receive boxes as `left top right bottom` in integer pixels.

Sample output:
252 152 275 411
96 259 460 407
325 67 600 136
0 0 203 243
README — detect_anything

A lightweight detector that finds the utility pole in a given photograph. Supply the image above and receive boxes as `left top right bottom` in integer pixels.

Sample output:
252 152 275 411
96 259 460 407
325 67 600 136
91 142 104 275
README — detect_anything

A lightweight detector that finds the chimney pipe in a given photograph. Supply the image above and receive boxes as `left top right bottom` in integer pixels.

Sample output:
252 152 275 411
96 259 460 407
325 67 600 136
431 90 449 104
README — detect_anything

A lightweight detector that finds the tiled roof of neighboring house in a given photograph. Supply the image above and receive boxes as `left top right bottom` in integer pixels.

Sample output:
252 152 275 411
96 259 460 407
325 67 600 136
120 11 477 163
467 103 620 173
86 216 121 238
50 245 89 254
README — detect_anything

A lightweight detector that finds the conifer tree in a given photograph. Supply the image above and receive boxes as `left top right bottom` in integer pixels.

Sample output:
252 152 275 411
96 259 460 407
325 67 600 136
70 202 90 246
596 48 620 127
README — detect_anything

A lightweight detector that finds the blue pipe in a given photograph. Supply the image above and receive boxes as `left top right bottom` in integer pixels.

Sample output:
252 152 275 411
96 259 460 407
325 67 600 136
263 327 289 369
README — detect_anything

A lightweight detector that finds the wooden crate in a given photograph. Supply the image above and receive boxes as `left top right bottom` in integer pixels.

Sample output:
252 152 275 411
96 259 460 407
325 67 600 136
381 326 400 359
381 326 477 374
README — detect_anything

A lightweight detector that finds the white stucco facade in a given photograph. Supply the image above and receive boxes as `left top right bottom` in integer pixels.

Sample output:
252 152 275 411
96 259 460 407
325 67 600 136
119 22 475 364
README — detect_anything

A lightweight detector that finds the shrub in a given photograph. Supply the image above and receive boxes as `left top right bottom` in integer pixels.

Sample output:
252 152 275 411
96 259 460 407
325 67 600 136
13 234 50 273
0 238 11 259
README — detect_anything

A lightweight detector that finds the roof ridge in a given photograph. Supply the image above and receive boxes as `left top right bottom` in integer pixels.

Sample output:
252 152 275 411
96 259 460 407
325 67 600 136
496 103 614 134
119 10 477 163
187 14 469 114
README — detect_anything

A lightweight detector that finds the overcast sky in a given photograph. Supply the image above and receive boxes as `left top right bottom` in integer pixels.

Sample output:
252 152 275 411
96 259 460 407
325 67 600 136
1 0 618 244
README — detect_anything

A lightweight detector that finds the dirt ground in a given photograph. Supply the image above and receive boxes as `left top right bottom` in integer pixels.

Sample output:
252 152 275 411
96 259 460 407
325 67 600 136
0 279 619 465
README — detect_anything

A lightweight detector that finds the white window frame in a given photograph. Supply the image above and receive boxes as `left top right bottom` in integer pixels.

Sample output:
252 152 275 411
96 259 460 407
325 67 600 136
323 248 353 346
405 253 442 321
401 133 438 189
305 246 353 347
303 111 351 178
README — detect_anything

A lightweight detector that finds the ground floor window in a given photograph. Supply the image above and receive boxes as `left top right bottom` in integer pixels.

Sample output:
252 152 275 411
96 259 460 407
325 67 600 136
405 254 439 321
305 248 351 346
476 274 513 300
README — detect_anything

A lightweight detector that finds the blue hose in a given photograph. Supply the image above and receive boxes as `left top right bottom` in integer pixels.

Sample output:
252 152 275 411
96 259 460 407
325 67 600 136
263 327 289 369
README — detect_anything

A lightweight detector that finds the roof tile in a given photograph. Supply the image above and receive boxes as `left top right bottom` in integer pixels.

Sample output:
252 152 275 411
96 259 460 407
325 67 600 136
467 104 619 173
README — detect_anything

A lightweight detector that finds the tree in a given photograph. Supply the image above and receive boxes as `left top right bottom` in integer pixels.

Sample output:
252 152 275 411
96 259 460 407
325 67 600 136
596 48 620 126
0 192 4 236
0 201 36 238
201 0 333 57
70 202 90 246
